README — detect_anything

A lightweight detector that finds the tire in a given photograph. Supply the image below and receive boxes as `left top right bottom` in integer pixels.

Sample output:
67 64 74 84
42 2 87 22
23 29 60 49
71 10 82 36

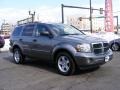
111 43 120 51
56 52 76 76
0 44 4 48
13 48 25 64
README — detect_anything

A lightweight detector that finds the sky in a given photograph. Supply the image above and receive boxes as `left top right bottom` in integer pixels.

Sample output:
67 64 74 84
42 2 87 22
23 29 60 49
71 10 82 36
0 0 120 25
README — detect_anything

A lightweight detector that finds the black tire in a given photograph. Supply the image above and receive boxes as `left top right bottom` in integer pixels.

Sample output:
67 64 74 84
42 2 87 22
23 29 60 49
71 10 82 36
56 52 76 76
111 43 120 51
0 44 4 48
13 48 25 64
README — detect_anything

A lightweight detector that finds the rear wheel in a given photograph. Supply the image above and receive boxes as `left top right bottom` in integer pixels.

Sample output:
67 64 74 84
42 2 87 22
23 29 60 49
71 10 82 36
111 43 120 51
56 52 76 76
13 48 25 64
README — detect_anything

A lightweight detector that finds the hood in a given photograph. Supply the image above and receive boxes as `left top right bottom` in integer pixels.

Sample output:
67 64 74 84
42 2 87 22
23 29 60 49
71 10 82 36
59 35 106 44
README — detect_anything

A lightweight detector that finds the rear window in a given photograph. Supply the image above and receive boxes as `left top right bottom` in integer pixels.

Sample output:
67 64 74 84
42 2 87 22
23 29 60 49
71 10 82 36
12 26 23 36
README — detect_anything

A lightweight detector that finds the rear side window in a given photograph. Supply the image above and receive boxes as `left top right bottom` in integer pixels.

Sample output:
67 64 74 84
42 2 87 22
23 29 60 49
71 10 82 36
22 25 34 36
12 26 22 36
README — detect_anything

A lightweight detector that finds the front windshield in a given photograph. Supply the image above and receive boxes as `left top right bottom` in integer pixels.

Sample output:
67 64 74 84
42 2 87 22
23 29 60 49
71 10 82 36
48 24 84 36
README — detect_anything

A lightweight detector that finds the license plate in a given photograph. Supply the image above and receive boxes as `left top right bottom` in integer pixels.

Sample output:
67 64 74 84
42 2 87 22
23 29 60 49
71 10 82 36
105 56 110 62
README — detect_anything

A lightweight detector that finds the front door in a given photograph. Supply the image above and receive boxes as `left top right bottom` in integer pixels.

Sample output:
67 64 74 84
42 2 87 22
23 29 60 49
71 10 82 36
31 24 53 60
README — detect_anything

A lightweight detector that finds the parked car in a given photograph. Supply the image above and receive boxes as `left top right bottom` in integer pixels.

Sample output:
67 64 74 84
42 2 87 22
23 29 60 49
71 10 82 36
9 22 113 75
84 31 120 51
109 39 120 51
0 36 5 48
3 35 10 39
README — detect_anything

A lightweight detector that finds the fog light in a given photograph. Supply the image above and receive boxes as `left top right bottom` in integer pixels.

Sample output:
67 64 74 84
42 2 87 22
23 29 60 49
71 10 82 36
87 59 92 64
105 56 110 62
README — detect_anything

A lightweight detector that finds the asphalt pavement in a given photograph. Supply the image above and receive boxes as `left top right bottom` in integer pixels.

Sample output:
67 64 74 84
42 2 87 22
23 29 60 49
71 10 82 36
0 51 120 90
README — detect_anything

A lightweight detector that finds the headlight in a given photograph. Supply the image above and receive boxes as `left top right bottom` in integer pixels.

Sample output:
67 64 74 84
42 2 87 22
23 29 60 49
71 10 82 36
76 44 91 52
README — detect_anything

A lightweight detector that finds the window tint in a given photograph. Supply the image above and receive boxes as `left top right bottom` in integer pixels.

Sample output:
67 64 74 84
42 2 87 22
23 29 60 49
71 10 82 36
36 25 49 36
22 25 34 36
12 26 22 36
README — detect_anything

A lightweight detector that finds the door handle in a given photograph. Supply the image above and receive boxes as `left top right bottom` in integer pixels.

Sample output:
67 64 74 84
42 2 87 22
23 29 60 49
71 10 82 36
19 39 22 41
33 39 37 42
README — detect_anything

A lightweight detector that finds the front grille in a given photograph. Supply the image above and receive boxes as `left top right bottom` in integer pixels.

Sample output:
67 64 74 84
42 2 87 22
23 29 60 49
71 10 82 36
92 42 109 54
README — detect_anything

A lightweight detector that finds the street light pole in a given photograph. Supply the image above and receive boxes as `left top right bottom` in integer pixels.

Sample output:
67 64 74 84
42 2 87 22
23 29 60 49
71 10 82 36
62 3 103 32
29 11 35 22
90 0 93 33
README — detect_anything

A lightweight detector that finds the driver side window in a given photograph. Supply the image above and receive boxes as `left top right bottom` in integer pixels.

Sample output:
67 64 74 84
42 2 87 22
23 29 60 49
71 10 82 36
36 25 49 36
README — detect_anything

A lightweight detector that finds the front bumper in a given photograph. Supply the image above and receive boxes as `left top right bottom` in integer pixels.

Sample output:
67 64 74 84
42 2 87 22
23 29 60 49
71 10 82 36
74 49 113 68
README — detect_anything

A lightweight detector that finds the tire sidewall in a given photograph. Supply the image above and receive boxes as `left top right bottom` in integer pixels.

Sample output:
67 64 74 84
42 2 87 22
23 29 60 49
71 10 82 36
56 52 75 76
111 43 120 51
13 48 24 64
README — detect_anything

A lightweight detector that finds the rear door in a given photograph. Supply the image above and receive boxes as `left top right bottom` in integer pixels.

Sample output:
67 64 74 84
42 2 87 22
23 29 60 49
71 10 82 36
20 24 35 56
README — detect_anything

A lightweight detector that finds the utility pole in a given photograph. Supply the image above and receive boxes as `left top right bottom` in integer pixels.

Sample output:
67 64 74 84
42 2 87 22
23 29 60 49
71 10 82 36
61 4 64 23
3 19 5 24
29 11 35 22
90 0 93 33
116 16 119 33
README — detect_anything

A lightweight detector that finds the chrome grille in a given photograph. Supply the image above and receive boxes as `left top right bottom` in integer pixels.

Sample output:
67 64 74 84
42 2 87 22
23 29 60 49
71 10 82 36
92 42 109 54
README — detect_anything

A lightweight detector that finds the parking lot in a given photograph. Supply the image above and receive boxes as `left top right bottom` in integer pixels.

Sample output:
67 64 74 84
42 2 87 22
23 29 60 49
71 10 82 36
0 51 119 90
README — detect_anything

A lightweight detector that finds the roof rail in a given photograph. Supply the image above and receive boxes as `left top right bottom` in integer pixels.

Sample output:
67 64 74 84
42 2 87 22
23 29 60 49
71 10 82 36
17 17 33 26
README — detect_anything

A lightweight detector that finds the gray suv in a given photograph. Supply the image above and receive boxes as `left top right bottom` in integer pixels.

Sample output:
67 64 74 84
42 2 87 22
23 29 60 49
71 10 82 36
10 22 113 75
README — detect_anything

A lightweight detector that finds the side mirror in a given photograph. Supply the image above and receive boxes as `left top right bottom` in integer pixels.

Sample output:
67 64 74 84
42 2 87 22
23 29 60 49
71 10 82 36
41 31 49 36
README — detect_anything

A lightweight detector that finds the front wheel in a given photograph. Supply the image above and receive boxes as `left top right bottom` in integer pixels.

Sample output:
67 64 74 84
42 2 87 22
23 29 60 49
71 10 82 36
56 52 76 76
13 48 25 64
111 43 120 51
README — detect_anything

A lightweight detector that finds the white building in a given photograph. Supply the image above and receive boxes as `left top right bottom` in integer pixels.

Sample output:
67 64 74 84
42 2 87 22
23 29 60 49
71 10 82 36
67 16 105 32
0 23 13 36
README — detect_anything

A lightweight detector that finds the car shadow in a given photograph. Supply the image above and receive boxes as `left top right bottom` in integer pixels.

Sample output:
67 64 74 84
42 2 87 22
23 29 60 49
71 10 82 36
74 66 99 75
3 56 99 76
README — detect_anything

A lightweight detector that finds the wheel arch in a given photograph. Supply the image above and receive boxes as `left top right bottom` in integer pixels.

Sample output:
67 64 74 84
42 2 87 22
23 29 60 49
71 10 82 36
52 45 77 66
12 44 22 52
